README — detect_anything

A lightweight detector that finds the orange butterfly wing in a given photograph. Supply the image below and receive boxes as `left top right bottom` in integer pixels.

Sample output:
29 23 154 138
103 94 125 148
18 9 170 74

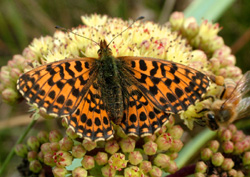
17 58 97 116
67 79 114 141
118 56 210 114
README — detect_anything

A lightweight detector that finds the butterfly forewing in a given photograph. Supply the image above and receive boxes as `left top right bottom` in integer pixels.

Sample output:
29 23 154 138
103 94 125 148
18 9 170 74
118 56 210 114
17 58 97 116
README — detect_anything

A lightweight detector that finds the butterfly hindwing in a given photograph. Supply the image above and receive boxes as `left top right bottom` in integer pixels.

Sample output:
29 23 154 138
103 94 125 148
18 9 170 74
66 79 114 141
17 58 97 116
120 80 171 137
118 56 210 114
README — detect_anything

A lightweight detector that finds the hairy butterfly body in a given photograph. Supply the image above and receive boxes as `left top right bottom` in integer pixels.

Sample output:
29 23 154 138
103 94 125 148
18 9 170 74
17 39 210 141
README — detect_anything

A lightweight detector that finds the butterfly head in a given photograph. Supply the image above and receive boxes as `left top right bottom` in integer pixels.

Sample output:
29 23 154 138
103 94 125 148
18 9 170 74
98 40 112 58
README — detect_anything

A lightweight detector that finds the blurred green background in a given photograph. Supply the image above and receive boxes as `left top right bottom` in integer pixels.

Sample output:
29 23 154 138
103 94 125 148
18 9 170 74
0 0 250 176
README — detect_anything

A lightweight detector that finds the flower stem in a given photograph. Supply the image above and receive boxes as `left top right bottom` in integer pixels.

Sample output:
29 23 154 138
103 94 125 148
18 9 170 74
0 118 37 175
175 128 216 168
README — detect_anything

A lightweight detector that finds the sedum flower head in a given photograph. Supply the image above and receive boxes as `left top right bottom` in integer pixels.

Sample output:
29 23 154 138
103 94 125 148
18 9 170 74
6 13 245 176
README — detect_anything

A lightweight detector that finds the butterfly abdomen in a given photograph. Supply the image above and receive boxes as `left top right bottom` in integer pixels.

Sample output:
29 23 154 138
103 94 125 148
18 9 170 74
97 56 124 124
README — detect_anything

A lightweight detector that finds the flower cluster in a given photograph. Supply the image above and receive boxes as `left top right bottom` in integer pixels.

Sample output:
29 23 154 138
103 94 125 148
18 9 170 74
169 12 242 81
195 124 250 176
15 115 183 176
1 13 248 176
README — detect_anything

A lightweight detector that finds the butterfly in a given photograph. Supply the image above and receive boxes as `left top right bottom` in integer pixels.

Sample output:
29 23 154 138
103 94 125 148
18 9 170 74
17 39 210 142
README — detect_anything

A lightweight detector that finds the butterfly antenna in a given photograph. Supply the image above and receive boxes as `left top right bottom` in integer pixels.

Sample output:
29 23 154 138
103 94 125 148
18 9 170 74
107 16 144 46
55 26 99 45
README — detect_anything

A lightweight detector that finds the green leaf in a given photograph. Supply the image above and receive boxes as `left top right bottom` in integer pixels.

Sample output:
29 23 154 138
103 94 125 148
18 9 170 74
184 0 236 23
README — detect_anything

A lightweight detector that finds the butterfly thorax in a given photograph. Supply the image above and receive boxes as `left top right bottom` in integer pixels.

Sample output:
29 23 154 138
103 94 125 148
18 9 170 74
97 40 124 124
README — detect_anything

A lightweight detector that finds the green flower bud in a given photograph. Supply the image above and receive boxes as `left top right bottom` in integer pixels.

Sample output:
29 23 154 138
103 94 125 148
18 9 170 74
54 150 73 168
41 142 52 153
72 144 86 158
211 152 224 166
154 154 170 168
108 153 127 171
37 151 44 162
15 144 28 158
44 152 56 167
119 137 136 153
124 166 144 177
149 166 162 177
140 161 152 174
195 161 207 173
232 130 245 143
101 165 116 177
72 167 87 177
66 127 78 139
82 139 96 151
2 88 18 103
220 129 232 141
128 151 143 165
59 137 74 151
49 130 63 142
221 158 234 171
37 131 49 143
52 167 68 177
168 125 183 140
222 141 234 153
207 140 220 153
105 140 120 154
200 148 213 161
50 142 60 152
243 151 250 165
27 151 37 162
228 169 237 177
169 12 184 31
194 172 206 177
27 136 40 151
81 155 95 170
143 141 157 155
95 152 108 166
164 160 177 174
169 139 183 152
29 160 42 173
156 133 172 151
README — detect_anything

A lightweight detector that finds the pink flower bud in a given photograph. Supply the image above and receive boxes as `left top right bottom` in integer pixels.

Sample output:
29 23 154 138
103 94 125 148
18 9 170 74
143 141 157 155
211 152 224 166
140 161 152 174
49 130 63 143
72 144 86 158
37 131 49 143
119 137 136 153
101 165 116 177
128 151 143 165
221 158 234 171
15 144 28 158
105 140 120 154
108 153 127 171
82 139 96 151
156 133 172 151
53 150 73 168
81 155 95 169
195 161 207 173
27 136 40 151
27 151 38 162
95 152 108 166
52 167 68 177
72 167 87 177
153 154 170 168
59 137 74 151
149 166 162 177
